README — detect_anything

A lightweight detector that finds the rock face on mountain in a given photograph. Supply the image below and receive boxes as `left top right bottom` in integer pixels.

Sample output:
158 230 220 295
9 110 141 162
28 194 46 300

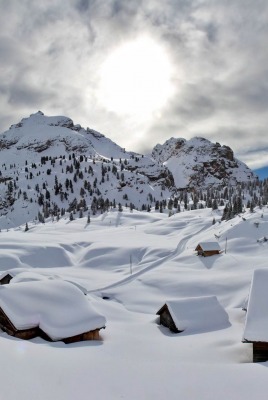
152 137 255 188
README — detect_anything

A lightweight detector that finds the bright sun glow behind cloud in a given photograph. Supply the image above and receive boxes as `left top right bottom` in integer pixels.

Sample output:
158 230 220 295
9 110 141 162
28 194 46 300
97 37 174 121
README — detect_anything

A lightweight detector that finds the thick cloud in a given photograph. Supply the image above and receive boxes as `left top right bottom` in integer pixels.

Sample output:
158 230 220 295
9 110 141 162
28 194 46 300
0 0 267 168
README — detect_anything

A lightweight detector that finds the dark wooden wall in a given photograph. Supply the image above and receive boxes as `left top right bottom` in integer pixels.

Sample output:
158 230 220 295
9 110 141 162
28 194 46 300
253 342 268 362
159 309 181 333
0 274 13 285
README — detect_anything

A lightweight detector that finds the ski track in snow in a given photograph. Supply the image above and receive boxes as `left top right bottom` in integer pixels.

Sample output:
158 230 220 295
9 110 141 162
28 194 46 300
87 219 211 294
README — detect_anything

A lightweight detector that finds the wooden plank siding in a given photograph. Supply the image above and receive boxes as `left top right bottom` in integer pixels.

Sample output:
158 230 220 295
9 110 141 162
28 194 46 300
202 250 220 257
0 306 39 339
63 329 102 344
253 342 268 363
157 304 183 334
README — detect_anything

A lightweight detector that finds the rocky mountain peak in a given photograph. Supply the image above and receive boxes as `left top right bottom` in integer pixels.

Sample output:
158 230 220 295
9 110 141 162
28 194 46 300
152 136 255 188
1 113 256 190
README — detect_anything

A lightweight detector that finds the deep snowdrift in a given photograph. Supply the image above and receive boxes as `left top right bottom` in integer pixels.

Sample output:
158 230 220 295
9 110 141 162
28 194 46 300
0 206 267 399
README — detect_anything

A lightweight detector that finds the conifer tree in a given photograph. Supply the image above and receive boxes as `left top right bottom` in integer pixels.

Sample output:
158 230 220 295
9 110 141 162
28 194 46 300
168 199 173 210
226 204 233 220
212 199 218 210
221 204 228 221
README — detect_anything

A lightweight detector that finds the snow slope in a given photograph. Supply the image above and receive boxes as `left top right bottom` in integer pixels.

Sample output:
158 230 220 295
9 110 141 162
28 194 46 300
0 205 267 399
1 111 130 162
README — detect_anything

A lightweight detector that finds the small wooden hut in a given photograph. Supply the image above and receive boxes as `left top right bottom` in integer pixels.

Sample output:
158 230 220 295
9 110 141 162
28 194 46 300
195 242 221 257
243 269 268 362
157 296 229 335
0 280 106 343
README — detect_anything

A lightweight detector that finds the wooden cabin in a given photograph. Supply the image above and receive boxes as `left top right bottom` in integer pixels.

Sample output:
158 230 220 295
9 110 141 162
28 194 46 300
243 269 268 362
157 296 230 335
0 305 103 343
195 242 221 257
0 280 106 343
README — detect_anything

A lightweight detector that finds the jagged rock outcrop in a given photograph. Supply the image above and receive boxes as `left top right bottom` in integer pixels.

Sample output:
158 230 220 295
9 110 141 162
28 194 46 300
152 137 255 188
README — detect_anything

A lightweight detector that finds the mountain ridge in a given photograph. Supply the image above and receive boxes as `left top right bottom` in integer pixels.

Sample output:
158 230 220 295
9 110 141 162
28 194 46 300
0 111 259 229
152 136 255 188
1 111 256 188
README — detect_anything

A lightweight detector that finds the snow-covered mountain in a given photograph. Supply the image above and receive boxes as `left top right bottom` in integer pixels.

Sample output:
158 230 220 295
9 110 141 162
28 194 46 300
0 112 258 229
152 137 256 188
0 112 173 228
0 111 172 184
1 111 128 159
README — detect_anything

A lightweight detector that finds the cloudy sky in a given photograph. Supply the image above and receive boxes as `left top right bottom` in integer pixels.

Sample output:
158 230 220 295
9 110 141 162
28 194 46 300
0 0 267 169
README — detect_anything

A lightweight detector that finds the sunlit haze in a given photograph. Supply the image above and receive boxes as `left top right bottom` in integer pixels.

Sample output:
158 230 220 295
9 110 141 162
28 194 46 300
97 37 174 121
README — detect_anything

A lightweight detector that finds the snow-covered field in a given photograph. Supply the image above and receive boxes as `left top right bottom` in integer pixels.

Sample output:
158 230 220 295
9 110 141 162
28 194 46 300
0 206 268 399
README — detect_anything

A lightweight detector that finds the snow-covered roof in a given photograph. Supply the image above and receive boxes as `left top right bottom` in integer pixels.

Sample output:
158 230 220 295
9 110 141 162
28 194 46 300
243 269 268 343
0 271 15 280
159 296 230 334
196 242 221 251
9 272 88 294
0 280 106 341
10 271 53 284
0 268 29 281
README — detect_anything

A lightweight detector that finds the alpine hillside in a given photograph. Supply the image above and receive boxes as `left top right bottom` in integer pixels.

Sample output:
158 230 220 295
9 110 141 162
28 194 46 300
0 111 261 229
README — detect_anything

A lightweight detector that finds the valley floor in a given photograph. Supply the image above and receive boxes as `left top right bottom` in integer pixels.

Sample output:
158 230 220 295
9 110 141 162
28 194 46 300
0 207 267 399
